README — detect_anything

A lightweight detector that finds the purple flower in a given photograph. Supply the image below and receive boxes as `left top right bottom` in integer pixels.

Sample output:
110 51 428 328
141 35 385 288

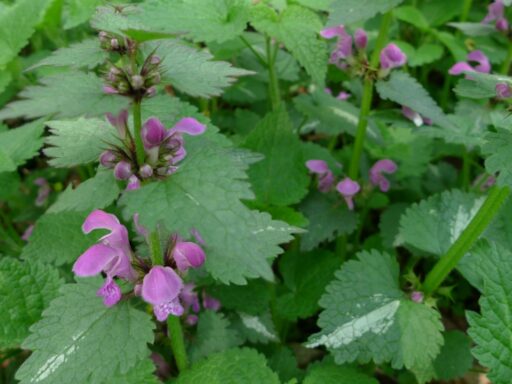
141 266 184 321
73 210 136 306
496 83 512 99
325 87 351 100
496 17 509 31
172 240 206 272
336 178 360 210
354 28 368 50
99 150 117 168
126 175 141 191
34 177 50 207
411 291 424 303
306 160 335 192
106 109 128 139
401 106 431 127
380 43 407 70
140 164 153 178
181 283 200 313
186 314 198 325
114 160 132 180
369 159 398 192
449 50 491 76
203 293 221 311
320 25 346 39
103 85 119 95
142 118 166 149
482 1 509 31
22 224 34 242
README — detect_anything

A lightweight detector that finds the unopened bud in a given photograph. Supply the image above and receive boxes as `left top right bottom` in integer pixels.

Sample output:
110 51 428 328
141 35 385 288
140 164 153 178
111 38 119 50
99 150 117 168
131 75 144 90
150 55 161 65
145 86 156 97
98 31 108 42
114 160 132 180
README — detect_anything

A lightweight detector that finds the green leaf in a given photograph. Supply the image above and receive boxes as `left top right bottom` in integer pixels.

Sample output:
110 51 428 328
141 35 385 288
209 279 271 315
326 0 403 26
482 125 512 188
21 211 104 266
120 130 297 284
307 250 444 383
448 22 496 36
486 198 512 251
49 170 121 213
420 114 486 148
299 192 358 251
189 311 243 362
110 359 158 384
304 361 378 384
28 38 108 70
294 0 332 10
235 312 279 343
0 71 128 120
134 0 250 43
467 241 512 384
0 118 45 170
250 4 327 84
242 106 309 206
63 0 102 29
267 347 301 383
454 72 510 99
399 190 483 256
379 203 408 248
16 278 154 384
394 6 429 30
146 40 253 98
0 258 62 349
433 331 473 381
0 0 53 68
174 348 280 384
407 43 444 67
277 250 338 320
376 71 453 129
44 117 117 168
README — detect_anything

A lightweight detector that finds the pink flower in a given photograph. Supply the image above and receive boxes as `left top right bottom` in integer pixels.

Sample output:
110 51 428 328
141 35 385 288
401 106 432 127
380 43 407 70
73 210 136 307
496 83 512 99
114 161 132 180
172 236 206 272
411 291 424 303
354 28 368 50
306 160 335 192
369 159 398 192
449 50 491 76
482 1 509 31
141 266 184 321
336 178 360 210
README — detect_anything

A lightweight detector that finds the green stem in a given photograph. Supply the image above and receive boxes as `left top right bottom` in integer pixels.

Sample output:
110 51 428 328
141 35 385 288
460 0 473 22
148 230 164 266
266 36 280 110
348 11 393 179
167 316 188 372
500 42 512 75
240 36 267 67
132 100 145 167
423 186 510 295
461 151 471 190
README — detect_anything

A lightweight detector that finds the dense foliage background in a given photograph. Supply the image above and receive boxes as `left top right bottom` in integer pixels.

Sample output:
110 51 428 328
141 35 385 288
0 0 512 383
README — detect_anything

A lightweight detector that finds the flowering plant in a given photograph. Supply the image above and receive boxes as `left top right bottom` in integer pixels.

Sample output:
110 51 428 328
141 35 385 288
1 1 512 383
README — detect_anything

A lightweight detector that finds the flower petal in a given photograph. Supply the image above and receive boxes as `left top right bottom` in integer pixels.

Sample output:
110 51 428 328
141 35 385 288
305 159 329 174
448 61 474 75
467 50 491 73
141 266 183 305
320 25 345 39
72 243 118 276
97 277 122 307
171 118 206 136
173 242 206 272
82 210 120 234
154 298 184 321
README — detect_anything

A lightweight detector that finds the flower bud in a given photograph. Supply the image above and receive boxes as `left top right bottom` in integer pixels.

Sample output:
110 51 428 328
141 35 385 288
126 175 141 191
380 43 407 70
496 83 512 99
99 150 117 168
111 38 119 50
354 28 368 50
150 55 161 65
114 161 132 180
103 85 119 95
145 86 157 97
131 75 144 90
142 118 166 149
98 31 108 42
411 291 424 303
140 164 153 178
172 241 205 272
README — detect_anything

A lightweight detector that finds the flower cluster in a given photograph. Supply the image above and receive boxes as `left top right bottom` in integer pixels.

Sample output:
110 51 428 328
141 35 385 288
320 25 407 78
99 111 206 190
306 159 398 210
482 0 509 32
72 210 207 322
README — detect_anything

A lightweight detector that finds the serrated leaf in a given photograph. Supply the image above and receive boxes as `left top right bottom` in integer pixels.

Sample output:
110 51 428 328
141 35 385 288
189 311 243 362
0 118 45 170
327 0 403 26
16 278 154 384
0 71 128 120
304 361 378 384
209 279 271 315
454 72 510 99
110 359 158 384
175 348 280 384
21 211 104 266
307 250 444 383
376 71 453 129
486 198 512 250
299 191 358 251
482 125 512 187
28 38 107 70
250 4 327 84
49 170 120 213
399 190 483 256
133 0 250 44
63 0 102 29
242 106 309 206
420 114 486 148
267 347 301 383
44 117 117 168
277 250 338 320
379 203 408 248
235 312 279 343
466 241 512 384
146 40 252 98
0 0 53 68
120 130 297 284
433 331 473 380
0 258 62 349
